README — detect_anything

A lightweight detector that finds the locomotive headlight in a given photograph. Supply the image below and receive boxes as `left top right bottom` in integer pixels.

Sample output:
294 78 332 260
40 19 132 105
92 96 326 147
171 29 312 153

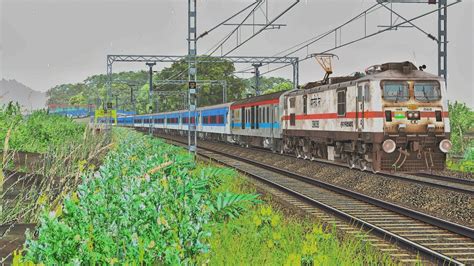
439 139 452 153
408 112 414 119
382 139 397 153
414 112 420 119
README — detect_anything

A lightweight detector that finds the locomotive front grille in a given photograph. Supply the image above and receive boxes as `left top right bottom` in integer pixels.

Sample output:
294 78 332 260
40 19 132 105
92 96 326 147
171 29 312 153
381 152 446 172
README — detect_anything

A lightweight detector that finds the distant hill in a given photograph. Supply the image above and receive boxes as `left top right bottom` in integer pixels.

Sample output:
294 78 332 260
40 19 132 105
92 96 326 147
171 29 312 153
0 79 48 110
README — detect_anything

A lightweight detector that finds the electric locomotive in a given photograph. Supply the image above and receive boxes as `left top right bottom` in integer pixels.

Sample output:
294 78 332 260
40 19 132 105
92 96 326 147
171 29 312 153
280 61 451 172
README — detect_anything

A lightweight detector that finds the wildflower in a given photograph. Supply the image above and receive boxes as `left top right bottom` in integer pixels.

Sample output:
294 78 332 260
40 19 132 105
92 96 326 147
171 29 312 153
253 215 262 227
272 232 282 241
312 225 323 235
78 160 87 173
260 206 272 216
285 253 301 266
148 240 156 249
87 239 94 251
270 215 280 227
71 192 79 203
157 216 168 227
302 242 318 255
37 194 48 206
109 258 119 265
55 204 63 217
267 240 274 249
160 177 169 190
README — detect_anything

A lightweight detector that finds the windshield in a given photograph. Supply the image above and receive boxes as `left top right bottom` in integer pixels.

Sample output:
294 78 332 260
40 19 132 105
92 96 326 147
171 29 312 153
383 82 409 102
414 82 441 102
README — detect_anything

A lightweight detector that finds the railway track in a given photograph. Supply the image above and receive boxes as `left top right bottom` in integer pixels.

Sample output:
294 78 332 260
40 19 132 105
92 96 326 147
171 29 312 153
244 145 474 195
162 131 473 195
155 134 474 265
408 172 474 187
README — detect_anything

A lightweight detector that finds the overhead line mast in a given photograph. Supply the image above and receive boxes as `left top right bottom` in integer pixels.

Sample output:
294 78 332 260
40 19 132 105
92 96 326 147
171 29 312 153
188 0 198 155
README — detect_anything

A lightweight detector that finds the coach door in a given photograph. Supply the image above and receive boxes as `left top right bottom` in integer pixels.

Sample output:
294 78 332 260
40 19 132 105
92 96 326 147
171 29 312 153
356 83 366 131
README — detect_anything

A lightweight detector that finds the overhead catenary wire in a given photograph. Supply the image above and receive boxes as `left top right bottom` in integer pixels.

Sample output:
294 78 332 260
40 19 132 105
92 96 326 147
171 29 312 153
232 2 383 75
197 0 261 41
222 0 300 56
259 0 461 76
379 3 438 41
206 0 264 56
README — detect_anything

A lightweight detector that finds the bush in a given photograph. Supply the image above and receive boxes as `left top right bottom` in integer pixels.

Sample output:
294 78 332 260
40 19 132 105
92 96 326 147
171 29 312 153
0 103 85 153
21 129 259 264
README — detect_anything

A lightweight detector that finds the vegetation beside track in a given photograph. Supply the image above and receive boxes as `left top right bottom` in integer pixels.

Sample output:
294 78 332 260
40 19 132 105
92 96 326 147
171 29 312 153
17 129 395 264
447 102 474 173
1 103 109 224
0 103 85 154
19 129 260 264
197 164 395 265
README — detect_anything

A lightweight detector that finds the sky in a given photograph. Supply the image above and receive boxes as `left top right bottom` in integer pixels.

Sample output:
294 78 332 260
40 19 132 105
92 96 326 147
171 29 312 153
1 0 473 106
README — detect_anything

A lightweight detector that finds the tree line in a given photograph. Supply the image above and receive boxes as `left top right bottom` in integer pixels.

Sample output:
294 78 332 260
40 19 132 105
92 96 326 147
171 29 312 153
47 57 292 114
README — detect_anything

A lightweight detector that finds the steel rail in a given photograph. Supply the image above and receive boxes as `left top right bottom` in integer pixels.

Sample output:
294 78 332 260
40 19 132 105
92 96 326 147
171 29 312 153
409 172 474 186
232 143 474 195
162 136 469 265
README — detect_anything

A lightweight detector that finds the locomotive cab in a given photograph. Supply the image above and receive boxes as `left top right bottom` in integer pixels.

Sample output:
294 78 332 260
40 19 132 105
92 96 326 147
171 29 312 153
378 63 451 171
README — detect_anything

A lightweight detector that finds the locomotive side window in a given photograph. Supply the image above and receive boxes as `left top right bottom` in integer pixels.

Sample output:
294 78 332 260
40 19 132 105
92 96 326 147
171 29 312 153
357 86 363 101
414 82 441 102
289 97 296 108
337 89 346 116
364 84 370 102
382 81 409 102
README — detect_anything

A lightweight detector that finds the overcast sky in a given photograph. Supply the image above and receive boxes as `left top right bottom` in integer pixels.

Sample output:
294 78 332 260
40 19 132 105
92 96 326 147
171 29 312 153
1 0 473 106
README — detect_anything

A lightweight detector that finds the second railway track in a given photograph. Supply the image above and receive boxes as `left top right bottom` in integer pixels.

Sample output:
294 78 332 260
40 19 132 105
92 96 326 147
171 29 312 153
155 133 474 265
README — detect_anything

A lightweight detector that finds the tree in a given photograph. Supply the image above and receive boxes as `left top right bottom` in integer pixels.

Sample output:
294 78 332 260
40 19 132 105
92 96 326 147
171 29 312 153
262 82 293 95
69 92 87 105
244 76 293 96
448 101 474 153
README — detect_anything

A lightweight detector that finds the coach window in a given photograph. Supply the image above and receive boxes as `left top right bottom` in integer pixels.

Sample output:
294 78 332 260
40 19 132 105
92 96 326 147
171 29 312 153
263 107 267 123
256 106 259 129
303 95 308 114
274 106 278 123
337 89 346 116
267 107 270 124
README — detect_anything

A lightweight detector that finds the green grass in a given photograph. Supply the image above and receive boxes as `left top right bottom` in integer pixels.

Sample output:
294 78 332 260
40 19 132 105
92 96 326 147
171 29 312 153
198 165 397 265
17 130 398 265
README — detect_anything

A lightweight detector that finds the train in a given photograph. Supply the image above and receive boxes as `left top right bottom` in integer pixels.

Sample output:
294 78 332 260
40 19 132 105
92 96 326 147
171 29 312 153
117 61 452 172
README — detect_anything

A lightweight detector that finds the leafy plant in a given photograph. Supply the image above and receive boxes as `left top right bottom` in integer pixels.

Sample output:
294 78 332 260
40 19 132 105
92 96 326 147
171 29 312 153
211 192 261 221
21 129 259 264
